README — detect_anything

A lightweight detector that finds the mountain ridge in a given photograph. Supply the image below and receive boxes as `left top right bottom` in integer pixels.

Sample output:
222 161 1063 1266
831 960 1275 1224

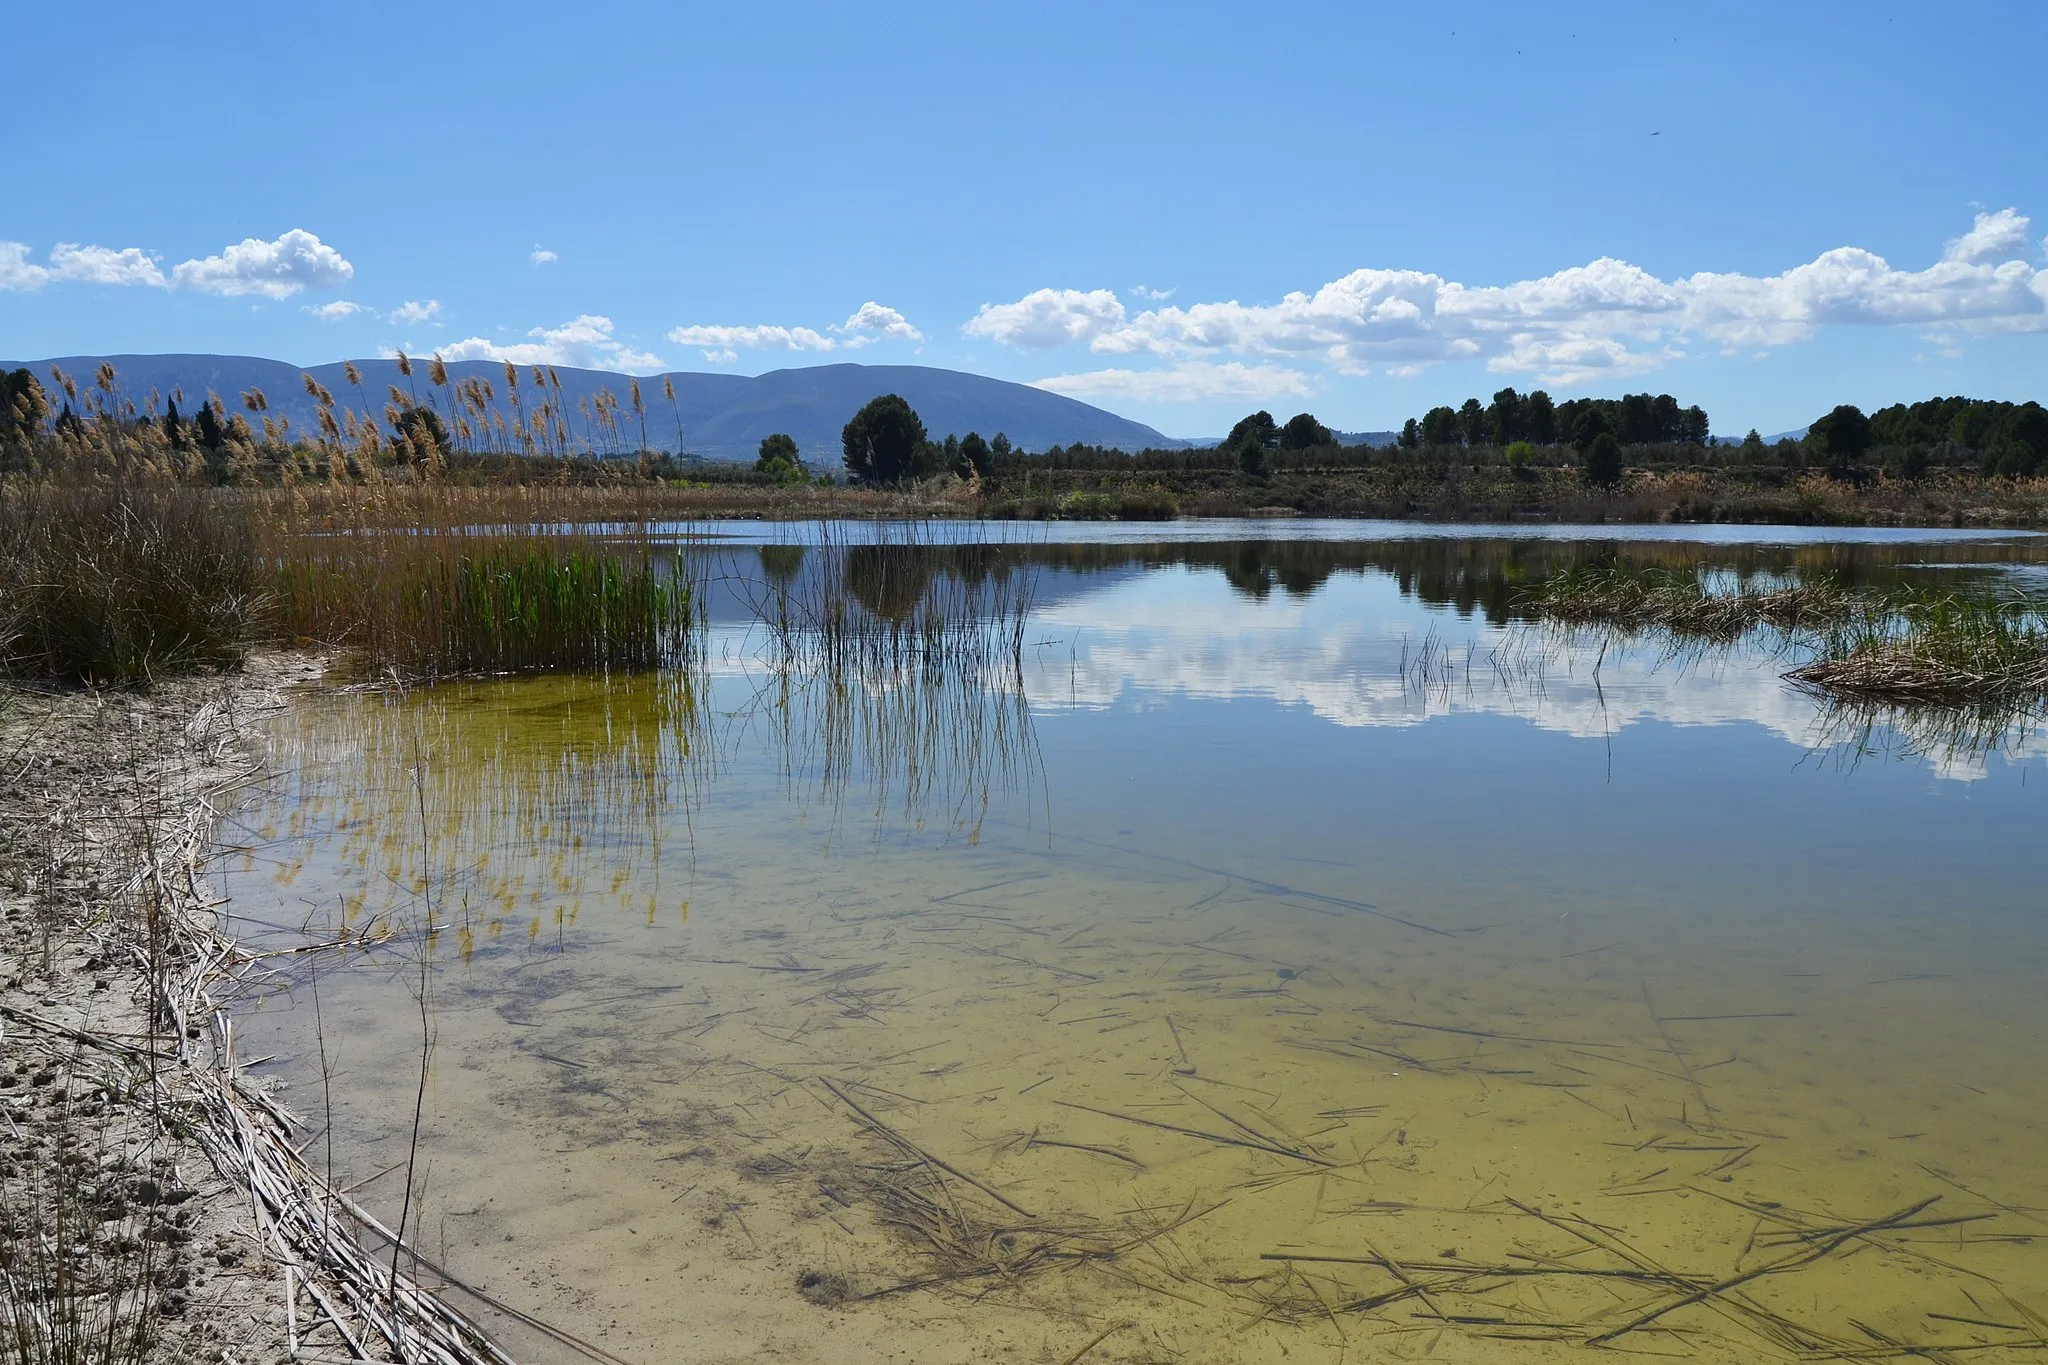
0 354 1190 462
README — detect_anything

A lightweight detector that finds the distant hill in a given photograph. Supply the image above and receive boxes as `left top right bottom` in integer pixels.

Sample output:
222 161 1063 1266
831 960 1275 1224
1711 426 1810 446
0 355 1187 462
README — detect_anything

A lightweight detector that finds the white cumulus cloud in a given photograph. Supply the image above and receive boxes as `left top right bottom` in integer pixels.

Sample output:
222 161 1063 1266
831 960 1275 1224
964 288 1129 348
48 243 166 287
530 246 558 266
170 229 353 299
388 299 442 325
305 300 363 321
427 315 664 373
3 228 354 301
973 209 2048 386
1032 361 1313 404
665 322 837 354
0 242 50 290
1944 208 2033 265
1 239 169 289
837 301 923 345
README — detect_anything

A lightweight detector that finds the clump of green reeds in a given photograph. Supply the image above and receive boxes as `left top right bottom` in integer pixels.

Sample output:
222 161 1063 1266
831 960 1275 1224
1520 564 1855 641
272 532 693 679
1788 592 2048 706
0 483 258 686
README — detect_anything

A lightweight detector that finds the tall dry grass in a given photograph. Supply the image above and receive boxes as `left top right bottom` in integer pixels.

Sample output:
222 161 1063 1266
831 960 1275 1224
0 484 258 686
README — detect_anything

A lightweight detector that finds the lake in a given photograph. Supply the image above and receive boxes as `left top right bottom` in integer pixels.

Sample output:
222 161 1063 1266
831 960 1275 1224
227 523 2048 1364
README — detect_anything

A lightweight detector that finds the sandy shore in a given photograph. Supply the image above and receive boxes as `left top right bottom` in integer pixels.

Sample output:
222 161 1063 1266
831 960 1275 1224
1 657 314 1362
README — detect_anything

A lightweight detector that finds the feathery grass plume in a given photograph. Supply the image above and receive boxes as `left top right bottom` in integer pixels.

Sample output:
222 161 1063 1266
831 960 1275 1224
662 373 685 457
504 362 530 455
428 354 449 388
396 348 412 378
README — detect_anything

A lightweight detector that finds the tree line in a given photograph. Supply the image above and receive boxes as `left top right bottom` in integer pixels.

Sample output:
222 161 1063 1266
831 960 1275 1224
9 360 2048 488
1401 388 1711 450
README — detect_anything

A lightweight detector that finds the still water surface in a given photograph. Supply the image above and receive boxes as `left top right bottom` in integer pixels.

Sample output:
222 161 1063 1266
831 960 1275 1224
230 526 2048 1364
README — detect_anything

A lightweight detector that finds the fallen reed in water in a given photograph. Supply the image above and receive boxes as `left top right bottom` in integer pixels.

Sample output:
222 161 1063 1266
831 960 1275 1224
1788 592 2048 705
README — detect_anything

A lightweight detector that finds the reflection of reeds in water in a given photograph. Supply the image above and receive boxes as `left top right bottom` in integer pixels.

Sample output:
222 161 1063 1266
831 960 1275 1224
715 524 1041 837
267 670 706 956
734 523 1034 678
272 574 1041 957
736 655 1038 843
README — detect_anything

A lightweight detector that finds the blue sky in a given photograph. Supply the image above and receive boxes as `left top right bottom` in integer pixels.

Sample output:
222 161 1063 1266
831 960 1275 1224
4 0 2045 438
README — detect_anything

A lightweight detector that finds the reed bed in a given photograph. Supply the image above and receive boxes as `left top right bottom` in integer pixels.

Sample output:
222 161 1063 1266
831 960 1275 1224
0 480 702 686
271 478 976 531
0 483 259 687
1519 563 1857 641
271 532 693 679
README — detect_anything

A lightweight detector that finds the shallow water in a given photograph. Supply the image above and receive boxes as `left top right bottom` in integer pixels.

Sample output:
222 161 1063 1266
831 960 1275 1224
228 528 2048 1364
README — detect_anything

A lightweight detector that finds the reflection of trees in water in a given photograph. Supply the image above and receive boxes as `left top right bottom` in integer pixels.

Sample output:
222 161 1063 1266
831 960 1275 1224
756 544 806 584
996 538 2046 622
718 536 2031 630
